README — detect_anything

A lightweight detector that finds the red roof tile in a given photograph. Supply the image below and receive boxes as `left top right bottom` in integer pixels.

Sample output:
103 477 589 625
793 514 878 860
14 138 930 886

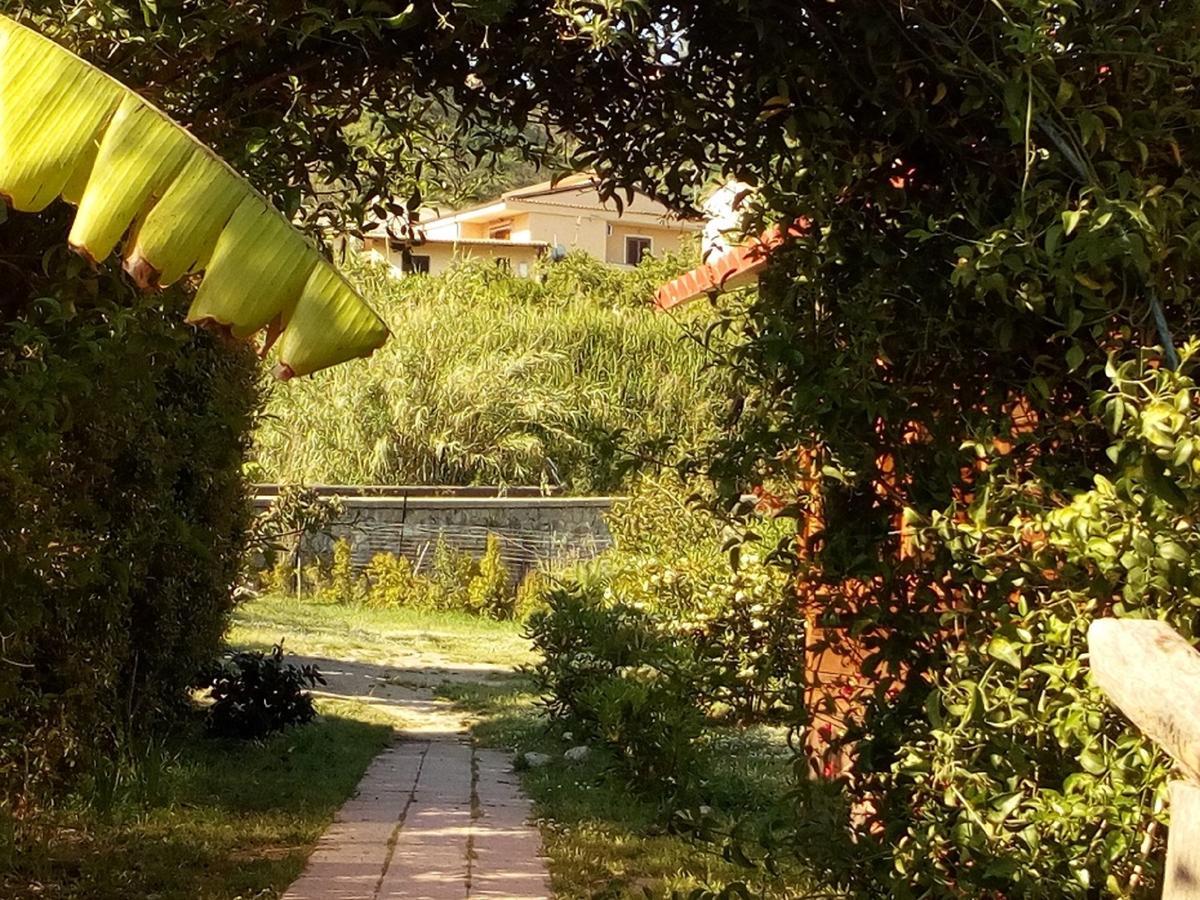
655 219 809 310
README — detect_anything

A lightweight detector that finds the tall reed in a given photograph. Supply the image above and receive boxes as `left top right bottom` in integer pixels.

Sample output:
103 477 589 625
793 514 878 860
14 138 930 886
252 252 725 492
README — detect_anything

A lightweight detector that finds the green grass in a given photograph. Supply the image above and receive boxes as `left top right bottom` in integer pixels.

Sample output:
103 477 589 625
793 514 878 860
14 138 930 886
9 595 813 898
5 595 536 899
3 699 392 900
435 679 816 898
229 592 536 669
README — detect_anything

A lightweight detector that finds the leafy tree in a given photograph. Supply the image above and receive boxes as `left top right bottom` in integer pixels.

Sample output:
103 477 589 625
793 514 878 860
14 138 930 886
471 1 1200 894
309 0 1200 893
6 1 1200 890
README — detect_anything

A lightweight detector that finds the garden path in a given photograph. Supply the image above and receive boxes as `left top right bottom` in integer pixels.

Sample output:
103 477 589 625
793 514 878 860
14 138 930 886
280 654 551 900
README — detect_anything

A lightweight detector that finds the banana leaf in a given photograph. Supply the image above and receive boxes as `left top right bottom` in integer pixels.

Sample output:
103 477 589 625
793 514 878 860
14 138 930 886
0 15 389 378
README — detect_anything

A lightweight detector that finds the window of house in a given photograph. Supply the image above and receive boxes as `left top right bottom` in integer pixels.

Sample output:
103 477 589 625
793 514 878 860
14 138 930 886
495 257 511 271
625 236 653 265
488 224 513 240
405 254 431 274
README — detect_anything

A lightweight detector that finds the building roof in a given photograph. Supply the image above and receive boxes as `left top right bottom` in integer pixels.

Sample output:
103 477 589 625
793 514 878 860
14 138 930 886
654 219 810 310
415 237 549 249
500 172 598 200
418 172 700 230
364 173 705 243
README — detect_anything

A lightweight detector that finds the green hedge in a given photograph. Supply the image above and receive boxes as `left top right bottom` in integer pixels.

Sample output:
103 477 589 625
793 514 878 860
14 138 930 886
0 212 260 803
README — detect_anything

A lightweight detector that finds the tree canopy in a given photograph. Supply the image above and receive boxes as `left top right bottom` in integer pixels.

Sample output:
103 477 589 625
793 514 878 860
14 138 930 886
7 0 1200 892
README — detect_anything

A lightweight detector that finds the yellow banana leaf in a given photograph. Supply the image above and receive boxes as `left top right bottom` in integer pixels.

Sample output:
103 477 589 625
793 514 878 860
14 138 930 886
0 15 389 378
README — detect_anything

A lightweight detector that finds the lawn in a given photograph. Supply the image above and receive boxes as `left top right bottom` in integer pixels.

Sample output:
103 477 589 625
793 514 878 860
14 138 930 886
5 595 809 898
229 592 536 669
2 699 392 900
234 596 816 898
2 593 531 900
437 679 817 899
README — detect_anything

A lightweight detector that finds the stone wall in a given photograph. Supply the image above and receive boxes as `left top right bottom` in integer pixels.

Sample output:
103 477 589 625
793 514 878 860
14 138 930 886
253 487 616 579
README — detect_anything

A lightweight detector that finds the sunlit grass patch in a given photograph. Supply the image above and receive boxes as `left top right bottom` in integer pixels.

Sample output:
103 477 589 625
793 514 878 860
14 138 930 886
2 700 392 900
437 677 816 898
229 593 536 669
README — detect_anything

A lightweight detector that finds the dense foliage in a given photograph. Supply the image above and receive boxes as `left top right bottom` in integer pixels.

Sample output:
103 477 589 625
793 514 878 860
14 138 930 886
527 476 802 796
253 253 722 491
304 0 1200 892
205 644 324 739
521 1 1200 895
8 0 1200 892
271 532 534 620
0 211 259 803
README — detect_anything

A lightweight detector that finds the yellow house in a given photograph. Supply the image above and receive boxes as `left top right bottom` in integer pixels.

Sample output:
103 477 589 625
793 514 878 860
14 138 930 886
363 173 701 276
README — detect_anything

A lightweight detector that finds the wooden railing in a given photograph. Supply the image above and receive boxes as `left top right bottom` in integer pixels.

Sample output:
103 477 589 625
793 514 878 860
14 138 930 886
1089 619 1200 899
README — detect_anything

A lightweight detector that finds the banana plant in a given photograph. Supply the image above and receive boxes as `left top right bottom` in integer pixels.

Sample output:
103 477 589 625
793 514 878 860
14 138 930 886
0 15 389 378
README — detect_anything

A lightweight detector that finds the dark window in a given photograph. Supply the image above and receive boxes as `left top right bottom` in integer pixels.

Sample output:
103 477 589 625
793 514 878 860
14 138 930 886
495 257 512 271
625 236 652 265
406 254 431 274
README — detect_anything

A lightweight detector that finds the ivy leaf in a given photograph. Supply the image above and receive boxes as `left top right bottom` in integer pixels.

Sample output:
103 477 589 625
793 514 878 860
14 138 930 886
987 635 1022 670
1078 746 1107 775
381 3 416 28
1160 541 1189 563
1066 343 1085 372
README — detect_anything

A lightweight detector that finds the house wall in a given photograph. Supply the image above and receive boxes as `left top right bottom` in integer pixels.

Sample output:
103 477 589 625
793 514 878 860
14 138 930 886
604 222 691 265
423 219 461 240
520 209 609 258
367 237 542 277
508 213 534 242
423 243 542 276
369 183 701 276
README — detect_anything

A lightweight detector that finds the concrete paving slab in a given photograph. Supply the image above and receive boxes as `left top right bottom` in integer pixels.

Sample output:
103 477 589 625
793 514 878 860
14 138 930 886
280 653 550 899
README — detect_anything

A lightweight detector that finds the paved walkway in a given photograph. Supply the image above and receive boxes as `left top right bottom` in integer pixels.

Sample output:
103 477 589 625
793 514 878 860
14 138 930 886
280 654 551 900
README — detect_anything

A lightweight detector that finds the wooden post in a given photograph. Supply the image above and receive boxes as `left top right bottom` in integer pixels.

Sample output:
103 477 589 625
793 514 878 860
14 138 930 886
1089 618 1200 898
1165 782 1200 899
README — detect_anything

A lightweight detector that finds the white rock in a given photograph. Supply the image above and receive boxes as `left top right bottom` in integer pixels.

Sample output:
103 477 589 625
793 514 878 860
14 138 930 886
561 731 574 743
564 745 591 762
522 751 553 768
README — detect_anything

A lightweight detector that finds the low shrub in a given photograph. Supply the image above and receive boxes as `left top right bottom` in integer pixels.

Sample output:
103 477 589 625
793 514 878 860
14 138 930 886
248 486 346 597
205 644 325 740
523 474 804 798
590 474 803 721
278 532 532 617
362 549 422 607
513 569 551 619
324 538 363 604
428 535 479 609
526 580 704 793
466 534 514 618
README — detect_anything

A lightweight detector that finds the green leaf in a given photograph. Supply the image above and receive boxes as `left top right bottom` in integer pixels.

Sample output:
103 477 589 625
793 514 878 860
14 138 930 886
925 689 945 730
0 15 388 377
1044 223 1063 257
1066 343 1085 371
381 3 416 28
1078 746 1107 775
1160 541 1189 563
987 635 1022 670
